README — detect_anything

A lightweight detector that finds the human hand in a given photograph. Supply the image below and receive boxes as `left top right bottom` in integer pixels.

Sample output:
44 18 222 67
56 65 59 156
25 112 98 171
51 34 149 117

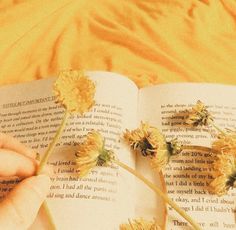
0 133 50 230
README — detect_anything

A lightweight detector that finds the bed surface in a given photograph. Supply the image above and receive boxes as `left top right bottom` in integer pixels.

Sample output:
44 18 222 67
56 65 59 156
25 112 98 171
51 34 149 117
1 0 236 87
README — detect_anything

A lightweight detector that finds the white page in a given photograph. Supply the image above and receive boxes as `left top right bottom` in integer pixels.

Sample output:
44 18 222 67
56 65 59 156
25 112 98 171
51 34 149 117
0 71 139 230
139 83 236 230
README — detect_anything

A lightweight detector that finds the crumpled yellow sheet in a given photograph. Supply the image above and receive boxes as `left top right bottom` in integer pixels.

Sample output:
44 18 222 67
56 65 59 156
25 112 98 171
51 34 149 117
0 0 236 88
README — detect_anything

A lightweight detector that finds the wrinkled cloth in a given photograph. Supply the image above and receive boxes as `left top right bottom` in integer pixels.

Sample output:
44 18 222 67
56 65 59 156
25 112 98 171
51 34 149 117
0 0 236 88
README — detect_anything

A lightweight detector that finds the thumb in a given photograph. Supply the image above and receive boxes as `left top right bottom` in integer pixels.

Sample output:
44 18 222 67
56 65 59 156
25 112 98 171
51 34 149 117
0 175 50 230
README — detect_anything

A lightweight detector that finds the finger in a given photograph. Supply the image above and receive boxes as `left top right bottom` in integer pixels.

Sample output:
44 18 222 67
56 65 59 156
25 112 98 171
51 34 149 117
0 133 36 159
0 149 37 178
0 175 50 230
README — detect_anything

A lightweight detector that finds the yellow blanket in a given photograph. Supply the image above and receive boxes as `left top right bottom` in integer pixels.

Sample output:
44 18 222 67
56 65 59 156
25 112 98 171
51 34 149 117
0 0 236 88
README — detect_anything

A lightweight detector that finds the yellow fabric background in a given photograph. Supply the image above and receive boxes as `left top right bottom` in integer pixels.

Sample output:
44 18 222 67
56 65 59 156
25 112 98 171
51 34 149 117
0 0 236 88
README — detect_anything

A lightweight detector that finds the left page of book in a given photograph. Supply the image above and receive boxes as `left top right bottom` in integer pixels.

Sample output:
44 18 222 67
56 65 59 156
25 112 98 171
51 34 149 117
0 71 139 230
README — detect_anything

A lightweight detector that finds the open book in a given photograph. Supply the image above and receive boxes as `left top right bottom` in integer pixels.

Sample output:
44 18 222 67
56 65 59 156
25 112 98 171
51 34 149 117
0 71 235 229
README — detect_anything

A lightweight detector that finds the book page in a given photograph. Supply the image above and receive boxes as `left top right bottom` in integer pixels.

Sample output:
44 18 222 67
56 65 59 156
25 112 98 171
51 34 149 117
134 157 167 229
139 83 236 230
0 71 139 230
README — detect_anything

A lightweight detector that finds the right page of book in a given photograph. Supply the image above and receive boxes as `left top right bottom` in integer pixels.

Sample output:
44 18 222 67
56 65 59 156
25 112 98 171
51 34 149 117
138 83 236 230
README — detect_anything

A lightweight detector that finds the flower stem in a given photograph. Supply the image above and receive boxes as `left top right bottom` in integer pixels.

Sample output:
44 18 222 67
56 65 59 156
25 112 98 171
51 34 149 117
37 110 69 175
113 159 202 230
209 121 226 135
42 201 57 230
36 110 69 230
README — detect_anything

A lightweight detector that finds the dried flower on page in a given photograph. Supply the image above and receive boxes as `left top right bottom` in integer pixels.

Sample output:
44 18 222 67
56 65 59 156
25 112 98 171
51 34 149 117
210 153 236 196
75 131 114 177
53 70 96 114
212 130 236 156
123 122 181 171
120 218 161 230
37 70 96 229
78 131 201 230
166 138 182 156
186 100 213 127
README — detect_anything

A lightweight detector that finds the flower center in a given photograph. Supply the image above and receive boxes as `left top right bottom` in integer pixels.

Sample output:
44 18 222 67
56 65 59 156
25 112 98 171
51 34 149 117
139 138 155 157
97 149 114 166
226 171 236 189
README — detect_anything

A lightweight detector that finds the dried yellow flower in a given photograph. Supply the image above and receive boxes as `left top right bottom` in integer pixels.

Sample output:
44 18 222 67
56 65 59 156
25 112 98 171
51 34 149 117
123 122 171 171
166 138 183 156
210 153 236 196
54 70 96 114
212 130 236 157
120 218 161 230
186 100 213 127
76 131 114 177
